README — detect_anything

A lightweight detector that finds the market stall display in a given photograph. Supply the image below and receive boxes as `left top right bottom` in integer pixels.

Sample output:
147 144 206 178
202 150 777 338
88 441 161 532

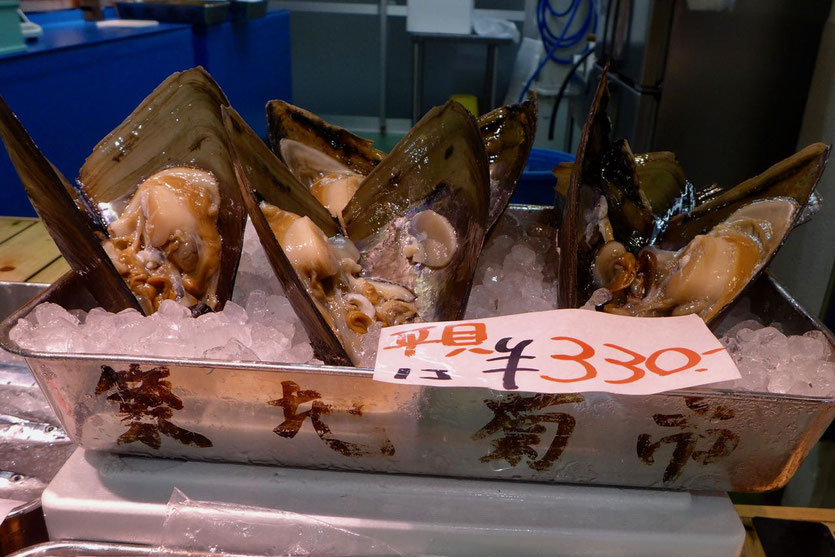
0 67 831 496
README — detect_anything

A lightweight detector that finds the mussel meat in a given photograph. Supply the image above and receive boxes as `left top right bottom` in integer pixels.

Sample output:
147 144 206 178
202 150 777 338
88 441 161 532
100 167 223 313
278 138 364 225
599 197 798 322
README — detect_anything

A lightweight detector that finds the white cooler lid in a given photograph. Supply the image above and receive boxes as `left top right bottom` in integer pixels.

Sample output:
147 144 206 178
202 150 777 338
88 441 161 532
42 448 745 556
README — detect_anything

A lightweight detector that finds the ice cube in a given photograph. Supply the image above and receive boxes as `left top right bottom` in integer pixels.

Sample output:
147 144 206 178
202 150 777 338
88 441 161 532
787 334 827 362
736 327 761 344
222 301 248 325
581 288 613 311
723 319 764 338
32 303 79 327
482 265 501 284
767 363 796 394
245 290 269 323
489 235 515 256
508 245 537 267
9 318 35 349
288 341 315 363
802 330 834 361
250 325 292 361
204 339 258 362
157 300 191 321
84 307 113 328
32 325 73 353
267 295 298 323
735 359 770 393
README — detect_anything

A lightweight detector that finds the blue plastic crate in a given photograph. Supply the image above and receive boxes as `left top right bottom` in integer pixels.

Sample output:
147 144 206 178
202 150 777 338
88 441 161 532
511 147 575 206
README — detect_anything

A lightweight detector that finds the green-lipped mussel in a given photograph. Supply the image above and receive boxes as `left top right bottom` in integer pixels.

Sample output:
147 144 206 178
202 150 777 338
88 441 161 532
559 67 830 324
255 98 537 364
226 100 491 365
0 68 247 316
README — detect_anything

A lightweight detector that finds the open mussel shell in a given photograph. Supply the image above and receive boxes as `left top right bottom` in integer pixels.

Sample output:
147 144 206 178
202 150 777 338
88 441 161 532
607 197 799 324
343 100 490 322
278 138 355 189
558 65 613 309
659 143 830 248
222 106 351 366
77 67 246 314
0 97 141 313
553 149 688 213
560 66 831 324
266 100 385 176
478 96 538 230
270 97 538 232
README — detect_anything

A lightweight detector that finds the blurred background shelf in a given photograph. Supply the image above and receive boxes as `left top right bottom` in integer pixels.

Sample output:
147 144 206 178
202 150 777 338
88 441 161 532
0 6 291 218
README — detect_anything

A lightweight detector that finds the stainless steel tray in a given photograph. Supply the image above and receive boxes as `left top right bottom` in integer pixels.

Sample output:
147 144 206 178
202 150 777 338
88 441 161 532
8 541 242 556
1 207 833 493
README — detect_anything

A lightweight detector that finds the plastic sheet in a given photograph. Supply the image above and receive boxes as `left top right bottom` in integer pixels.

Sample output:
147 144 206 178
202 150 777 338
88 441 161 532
472 14 520 42
503 38 541 105
160 489 401 556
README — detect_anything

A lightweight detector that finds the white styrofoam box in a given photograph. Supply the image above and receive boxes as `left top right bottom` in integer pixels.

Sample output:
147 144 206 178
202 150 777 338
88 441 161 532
407 0 473 35
43 449 745 556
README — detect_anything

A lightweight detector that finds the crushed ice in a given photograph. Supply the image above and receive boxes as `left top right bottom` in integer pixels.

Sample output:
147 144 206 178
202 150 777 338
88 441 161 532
10 220 318 365
464 213 558 319
6 217 835 397
711 299 835 397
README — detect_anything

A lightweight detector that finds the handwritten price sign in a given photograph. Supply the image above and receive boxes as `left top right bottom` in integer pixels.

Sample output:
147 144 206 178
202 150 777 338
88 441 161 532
373 310 740 395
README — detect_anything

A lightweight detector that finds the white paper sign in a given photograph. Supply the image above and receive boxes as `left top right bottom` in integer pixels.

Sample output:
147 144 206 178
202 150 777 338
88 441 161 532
373 309 740 395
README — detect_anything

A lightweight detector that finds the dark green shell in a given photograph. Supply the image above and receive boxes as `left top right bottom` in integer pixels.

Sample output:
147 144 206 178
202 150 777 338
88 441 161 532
223 106 350 366
343 100 490 322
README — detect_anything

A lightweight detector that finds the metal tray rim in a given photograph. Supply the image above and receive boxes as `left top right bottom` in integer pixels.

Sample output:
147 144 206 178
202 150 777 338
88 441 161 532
7 499 40 519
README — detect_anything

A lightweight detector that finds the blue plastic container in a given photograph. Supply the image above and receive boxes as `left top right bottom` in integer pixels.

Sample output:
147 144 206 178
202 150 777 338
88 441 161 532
511 147 575 206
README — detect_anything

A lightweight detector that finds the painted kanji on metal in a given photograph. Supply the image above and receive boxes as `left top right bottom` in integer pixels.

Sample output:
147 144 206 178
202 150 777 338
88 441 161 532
473 393 584 471
268 381 395 457
96 364 212 450
637 397 739 483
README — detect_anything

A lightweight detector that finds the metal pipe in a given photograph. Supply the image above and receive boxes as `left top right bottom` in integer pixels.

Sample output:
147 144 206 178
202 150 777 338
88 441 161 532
379 0 387 133
412 38 422 124
486 43 499 111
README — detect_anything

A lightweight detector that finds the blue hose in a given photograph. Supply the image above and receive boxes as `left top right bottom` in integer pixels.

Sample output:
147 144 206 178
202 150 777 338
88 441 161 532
517 0 597 103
